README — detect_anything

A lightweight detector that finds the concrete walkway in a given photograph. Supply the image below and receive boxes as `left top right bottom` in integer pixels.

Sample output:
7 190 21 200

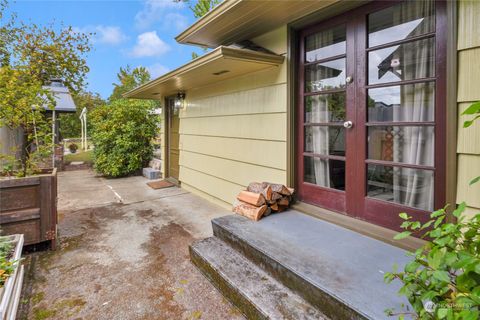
18 169 244 320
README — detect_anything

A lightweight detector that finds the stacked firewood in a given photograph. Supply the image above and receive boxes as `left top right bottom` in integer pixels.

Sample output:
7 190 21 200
232 182 295 221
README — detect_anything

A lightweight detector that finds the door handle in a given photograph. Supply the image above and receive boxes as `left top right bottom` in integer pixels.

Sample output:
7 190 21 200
343 121 353 128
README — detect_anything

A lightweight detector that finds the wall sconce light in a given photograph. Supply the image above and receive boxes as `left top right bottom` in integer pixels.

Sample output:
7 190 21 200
175 92 186 110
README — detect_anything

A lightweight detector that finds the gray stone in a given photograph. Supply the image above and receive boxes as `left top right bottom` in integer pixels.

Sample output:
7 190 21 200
142 167 161 180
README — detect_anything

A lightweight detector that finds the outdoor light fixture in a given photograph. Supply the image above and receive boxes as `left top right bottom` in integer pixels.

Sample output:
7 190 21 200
175 92 186 110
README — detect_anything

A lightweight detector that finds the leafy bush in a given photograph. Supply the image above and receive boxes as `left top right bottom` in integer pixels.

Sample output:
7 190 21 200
385 205 480 319
90 99 159 177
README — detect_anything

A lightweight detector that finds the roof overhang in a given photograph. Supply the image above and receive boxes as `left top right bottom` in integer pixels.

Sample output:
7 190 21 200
124 46 284 99
176 0 345 48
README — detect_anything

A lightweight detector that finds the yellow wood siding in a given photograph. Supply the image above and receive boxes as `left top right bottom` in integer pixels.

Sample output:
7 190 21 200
457 103 480 155
181 135 286 170
457 0 480 50
456 0 480 215
457 48 480 102
177 26 288 207
456 155 480 209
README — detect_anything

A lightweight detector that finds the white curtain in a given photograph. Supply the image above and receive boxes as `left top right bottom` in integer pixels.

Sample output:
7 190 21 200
392 0 435 210
308 97 331 186
306 30 336 187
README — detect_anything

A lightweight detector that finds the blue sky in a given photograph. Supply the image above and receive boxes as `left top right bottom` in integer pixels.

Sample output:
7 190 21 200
9 0 203 99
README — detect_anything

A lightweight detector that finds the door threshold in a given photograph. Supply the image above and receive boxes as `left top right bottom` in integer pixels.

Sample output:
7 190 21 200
292 201 426 252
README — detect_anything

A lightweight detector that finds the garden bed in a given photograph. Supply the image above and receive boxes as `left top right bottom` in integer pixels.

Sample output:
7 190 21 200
0 234 24 320
0 169 57 249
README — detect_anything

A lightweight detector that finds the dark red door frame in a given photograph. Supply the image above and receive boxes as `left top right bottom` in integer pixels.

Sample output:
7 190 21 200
296 0 447 231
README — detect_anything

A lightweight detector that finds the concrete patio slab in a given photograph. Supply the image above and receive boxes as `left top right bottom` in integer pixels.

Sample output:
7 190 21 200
101 175 188 204
18 169 242 320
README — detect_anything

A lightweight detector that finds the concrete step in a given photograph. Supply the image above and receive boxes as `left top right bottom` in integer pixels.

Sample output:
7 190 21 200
212 212 411 320
190 237 329 320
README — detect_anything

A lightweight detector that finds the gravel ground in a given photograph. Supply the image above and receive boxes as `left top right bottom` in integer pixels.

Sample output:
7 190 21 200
17 169 244 320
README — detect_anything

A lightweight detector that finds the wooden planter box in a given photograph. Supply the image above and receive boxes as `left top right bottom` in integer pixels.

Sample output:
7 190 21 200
0 234 25 320
0 169 57 249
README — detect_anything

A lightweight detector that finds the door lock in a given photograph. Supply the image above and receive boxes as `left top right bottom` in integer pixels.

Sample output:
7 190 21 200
345 76 353 84
343 121 353 128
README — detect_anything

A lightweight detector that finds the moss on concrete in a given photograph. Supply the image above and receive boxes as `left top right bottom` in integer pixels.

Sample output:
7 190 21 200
33 308 56 320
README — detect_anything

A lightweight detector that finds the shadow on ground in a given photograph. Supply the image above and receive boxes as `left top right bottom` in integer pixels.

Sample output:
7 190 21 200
17 169 244 320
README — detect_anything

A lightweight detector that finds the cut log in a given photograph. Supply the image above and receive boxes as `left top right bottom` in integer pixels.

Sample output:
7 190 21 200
237 191 265 206
272 192 282 201
247 182 273 201
263 207 272 217
247 182 264 194
263 185 273 201
262 182 291 196
232 200 267 221
278 197 289 206
287 187 295 195
277 204 288 212
270 202 279 212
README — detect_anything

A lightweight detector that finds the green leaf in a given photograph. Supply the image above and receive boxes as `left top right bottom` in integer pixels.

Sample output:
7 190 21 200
434 216 445 229
462 101 480 115
393 231 412 240
432 270 450 282
469 176 480 185
405 261 420 273
453 202 466 218
431 209 445 218
399 212 410 220
437 308 448 319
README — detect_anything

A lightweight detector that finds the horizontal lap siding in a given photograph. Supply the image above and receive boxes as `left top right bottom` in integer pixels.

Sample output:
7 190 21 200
456 1 480 219
178 26 288 207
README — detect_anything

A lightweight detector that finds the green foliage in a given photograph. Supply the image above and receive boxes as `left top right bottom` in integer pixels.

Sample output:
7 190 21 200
0 233 15 288
461 102 480 129
59 91 105 139
0 0 91 176
461 101 480 185
187 0 222 18
385 205 480 319
90 99 159 178
109 65 151 102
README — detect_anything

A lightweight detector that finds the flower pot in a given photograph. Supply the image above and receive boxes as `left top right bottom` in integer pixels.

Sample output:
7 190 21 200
0 168 58 249
0 234 24 320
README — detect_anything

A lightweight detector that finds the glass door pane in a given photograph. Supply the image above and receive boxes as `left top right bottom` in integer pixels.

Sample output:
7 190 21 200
303 24 347 192
365 0 436 211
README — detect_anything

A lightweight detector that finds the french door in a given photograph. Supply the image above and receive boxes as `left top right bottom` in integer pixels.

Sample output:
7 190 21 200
297 0 446 230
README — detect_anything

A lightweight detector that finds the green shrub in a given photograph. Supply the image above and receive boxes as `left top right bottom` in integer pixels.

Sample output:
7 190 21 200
385 204 480 319
90 99 159 177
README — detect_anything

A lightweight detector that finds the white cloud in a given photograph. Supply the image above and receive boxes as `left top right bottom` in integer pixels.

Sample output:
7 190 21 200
135 0 185 29
163 13 189 31
146 63 170 78
130 31 170 57
95 26 128 45
73 25 127 45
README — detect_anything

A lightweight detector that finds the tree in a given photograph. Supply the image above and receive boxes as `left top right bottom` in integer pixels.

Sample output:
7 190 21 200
109 65 151 102
187 0 222 18
58 91 105 139
90 99 160 177
0 0 91 176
